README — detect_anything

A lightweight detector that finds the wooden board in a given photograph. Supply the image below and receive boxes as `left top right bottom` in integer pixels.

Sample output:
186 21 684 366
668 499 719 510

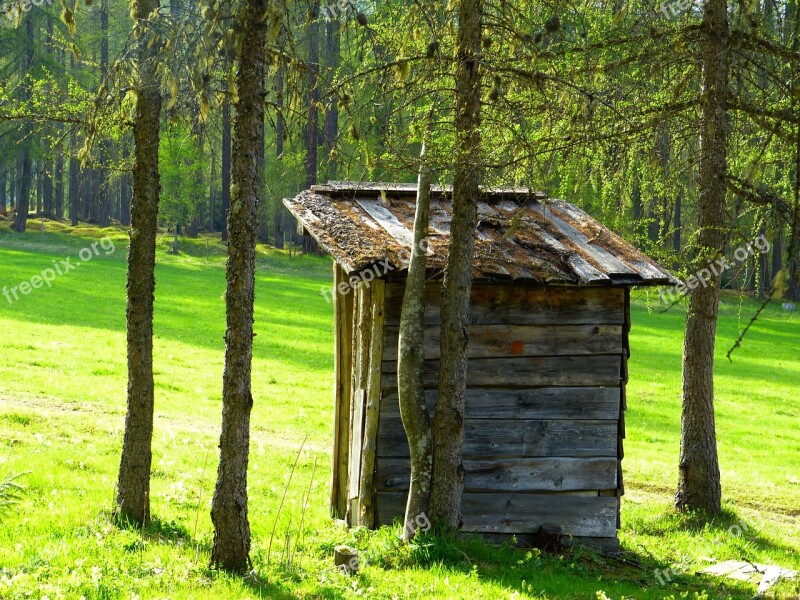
357 280 385 527
330 264 354 517
381 355 622 389
375 456 617 492
377 418 618 459
375 492 618 538
380 387 621 420
384 283 625 326
355 197 415 251
348 388 365 501
382 324 623 360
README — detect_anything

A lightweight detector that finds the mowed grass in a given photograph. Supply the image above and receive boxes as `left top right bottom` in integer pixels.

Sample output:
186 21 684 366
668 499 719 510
0 221 798 599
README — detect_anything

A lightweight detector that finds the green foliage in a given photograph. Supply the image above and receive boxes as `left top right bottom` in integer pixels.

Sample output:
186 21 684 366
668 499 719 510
159 124 205 231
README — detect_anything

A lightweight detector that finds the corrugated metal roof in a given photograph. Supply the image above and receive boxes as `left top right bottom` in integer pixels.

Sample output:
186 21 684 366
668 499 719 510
283 182 678 287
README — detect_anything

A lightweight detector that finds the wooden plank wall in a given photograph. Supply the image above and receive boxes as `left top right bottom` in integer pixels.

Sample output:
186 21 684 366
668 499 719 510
331 277 386 527
375 282 627 548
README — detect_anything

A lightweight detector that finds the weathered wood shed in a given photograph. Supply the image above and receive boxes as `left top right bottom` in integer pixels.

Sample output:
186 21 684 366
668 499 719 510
284 182 677 552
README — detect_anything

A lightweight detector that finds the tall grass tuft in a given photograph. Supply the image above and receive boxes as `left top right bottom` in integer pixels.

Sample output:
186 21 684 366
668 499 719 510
0 472 27 521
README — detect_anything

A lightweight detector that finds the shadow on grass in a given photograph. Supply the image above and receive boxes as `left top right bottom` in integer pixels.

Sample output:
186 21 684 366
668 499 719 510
635 506 800 564
354 525 765 599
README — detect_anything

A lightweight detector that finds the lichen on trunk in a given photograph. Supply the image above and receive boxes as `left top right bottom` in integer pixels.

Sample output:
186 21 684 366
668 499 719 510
209 0 275 574
397 141 433 540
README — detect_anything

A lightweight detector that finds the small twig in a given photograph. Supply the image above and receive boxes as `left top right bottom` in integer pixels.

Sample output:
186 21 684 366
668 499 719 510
290 456 318 572
726 287 778 361
658 293 686 313
267 436 307 567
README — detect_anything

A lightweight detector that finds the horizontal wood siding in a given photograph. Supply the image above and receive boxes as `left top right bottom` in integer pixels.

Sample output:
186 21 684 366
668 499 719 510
384 283 625 326
382 355 621 389
380 388 620 420
382 324 623 360
375 492 619 538
374 281 626 544
377 417 618 459
376 457 617 492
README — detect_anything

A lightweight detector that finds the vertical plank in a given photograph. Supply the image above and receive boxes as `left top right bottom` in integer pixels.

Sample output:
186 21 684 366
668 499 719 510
349 388 365 501
617 288 631 507
358 280 385 527
346 285 372 523
331 263 343 516
331 264 353 518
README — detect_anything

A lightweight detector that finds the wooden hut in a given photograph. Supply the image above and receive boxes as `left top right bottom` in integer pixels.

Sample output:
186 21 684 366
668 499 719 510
284 182 677 552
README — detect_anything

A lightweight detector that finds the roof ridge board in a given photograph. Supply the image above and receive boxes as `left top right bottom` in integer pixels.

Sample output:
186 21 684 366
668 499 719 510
310 181 543 202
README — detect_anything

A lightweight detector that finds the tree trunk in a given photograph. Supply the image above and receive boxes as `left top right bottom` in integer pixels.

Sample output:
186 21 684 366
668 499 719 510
82 167 92 221
209 151 216 231
772 221 783 283
276 65 285 160
9 172 15 212
54 151 64 221
115 0 163 526
42 159 53 218
120 138 132 226
210 0 271 573
673 189 682 254
221 95 231 242
98 0 111 227
11 14 34 233
398 142 433 540
676 0 727 515
69 152 80 226
0 170 6 216
324 18 340 177
305 0 320 189
11 150 31 233
428 0 483 531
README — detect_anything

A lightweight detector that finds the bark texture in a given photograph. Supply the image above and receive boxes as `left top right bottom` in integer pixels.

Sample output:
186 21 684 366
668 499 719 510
398 144 433 540
210 0 271 573
116 0 162 526
676 0 727 515
11 15 34 233
221 95 231 242
428 0 483 531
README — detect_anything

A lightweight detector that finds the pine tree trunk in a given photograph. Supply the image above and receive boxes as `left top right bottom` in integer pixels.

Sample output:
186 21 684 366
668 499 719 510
276 65 285 160
676 0 727 515
305 0 320 189
115 0 162 526
11 15 34 233
69 152 80 226
98 0 111 228
221 95 231 242
11 150 31 233
324 18 340 177
54 151 64 221
398 142 433 540
428 0 483 531
120 138 131 226
673 189 682 254
0 170 6 216
210 0 271 573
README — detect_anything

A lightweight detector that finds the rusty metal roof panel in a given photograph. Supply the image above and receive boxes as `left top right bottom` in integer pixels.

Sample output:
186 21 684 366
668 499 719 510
283 182 679 287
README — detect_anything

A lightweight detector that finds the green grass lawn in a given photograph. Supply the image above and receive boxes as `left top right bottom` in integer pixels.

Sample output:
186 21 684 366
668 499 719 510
0 221 798 599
